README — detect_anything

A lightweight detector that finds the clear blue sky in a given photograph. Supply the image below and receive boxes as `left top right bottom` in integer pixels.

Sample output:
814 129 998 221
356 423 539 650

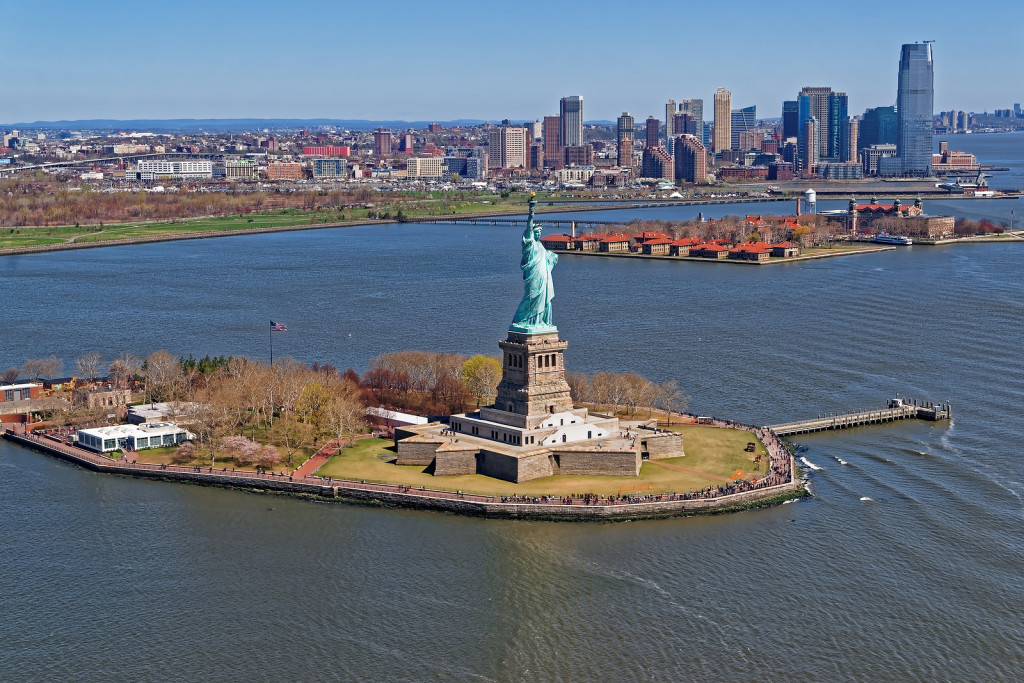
4 0 1021 124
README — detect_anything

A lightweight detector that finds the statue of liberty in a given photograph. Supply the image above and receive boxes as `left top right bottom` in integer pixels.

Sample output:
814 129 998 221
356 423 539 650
511 193 557 333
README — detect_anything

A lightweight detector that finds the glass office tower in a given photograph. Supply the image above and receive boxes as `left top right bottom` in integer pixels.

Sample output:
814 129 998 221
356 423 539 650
896 43 934 176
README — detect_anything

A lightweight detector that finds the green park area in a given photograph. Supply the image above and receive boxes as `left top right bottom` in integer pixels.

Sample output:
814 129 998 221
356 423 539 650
315 424 767 498
0 191 562 251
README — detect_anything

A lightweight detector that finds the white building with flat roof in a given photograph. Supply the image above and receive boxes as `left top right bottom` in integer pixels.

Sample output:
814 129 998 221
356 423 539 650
77 422 194 453
135 160 213 180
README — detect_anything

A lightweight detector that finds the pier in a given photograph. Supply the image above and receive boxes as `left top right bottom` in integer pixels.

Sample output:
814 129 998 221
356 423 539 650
769 397 951 436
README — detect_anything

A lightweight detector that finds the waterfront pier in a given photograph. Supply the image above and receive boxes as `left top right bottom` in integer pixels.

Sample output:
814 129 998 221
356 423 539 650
769 397 951 436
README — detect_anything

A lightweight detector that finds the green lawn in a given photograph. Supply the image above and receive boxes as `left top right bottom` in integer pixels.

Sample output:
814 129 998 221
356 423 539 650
0 236 66 248
0 209 372 249
316 426 765 497
0 195 548 250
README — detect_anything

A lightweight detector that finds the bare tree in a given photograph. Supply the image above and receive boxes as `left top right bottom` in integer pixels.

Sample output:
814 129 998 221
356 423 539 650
566 371 592 405
144 350 183 404
109 353 141 389
326 378 366 450
38 356 63 381
621 372 655 418
1 367 19 384
76 352 103 384
653 380 689 426
21 358 46 381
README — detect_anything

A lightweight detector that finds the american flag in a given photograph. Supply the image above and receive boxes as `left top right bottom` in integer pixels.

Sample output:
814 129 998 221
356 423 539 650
270 321 287 332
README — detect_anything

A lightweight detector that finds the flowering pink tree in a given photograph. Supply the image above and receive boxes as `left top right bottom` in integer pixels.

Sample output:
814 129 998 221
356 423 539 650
256 445 281 472
220 435 260 466
172 441 196 464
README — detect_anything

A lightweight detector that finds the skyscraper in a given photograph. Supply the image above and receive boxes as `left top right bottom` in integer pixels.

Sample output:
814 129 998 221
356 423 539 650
616 112 634 168
674 135 707 184
664 100 676 141
799 117 819 172
847 118 859 163
897 42 934 176
487 125 528 169
798 87 832 158
730 106 756 150
373 127 392 156
858 106 898 149
559 96 584 148
782 101 799 139
542 115 562 169
646 116 660 148
826 92 849 161
680 99 704 144
713 88 731 153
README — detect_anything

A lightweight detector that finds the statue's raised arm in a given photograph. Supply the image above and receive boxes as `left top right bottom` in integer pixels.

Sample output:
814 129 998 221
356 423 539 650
511 194 558 333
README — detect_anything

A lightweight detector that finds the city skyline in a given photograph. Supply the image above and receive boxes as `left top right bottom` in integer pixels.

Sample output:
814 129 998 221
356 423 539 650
4 0 1021 124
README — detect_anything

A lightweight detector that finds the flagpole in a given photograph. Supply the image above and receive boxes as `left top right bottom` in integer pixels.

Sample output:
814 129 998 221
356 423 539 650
270 322 273 365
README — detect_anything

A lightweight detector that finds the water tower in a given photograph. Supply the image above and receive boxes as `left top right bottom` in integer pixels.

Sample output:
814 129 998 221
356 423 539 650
804 188 817 214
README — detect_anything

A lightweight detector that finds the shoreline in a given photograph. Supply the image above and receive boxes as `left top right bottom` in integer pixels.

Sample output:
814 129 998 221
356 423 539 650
550 244 897 265
3 428 804 521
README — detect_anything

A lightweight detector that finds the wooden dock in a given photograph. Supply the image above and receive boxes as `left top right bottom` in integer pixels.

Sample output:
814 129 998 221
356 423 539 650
769 398 951 436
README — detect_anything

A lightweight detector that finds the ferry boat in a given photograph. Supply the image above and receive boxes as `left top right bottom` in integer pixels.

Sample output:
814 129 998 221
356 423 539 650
873 233 913 245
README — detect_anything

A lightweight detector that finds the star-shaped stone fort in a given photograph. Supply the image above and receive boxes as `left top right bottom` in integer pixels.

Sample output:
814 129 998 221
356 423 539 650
395 196 684 483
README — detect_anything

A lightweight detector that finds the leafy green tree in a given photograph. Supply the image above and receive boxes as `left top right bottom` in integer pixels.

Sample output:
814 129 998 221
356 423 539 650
460 355 502 406
296 382 332 447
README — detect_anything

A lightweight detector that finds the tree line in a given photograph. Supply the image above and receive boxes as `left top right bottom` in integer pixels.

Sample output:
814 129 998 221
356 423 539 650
567 371 689 423
12 348 688 466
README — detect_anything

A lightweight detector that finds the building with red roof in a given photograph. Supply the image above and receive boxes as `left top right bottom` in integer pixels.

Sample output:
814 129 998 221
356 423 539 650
691 243 730 259
640 237 672 255
598 234 631 252
574 233 602 251
540 234 575 250
771 241 801 257
669 236 701 256
728 242 772 262
632 230 672 243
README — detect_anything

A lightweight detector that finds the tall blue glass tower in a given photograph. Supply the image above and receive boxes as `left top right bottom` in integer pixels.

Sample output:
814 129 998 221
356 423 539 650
897 43 934 176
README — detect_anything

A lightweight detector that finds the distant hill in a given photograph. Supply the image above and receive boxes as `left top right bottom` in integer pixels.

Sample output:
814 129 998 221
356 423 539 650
1 117 617 132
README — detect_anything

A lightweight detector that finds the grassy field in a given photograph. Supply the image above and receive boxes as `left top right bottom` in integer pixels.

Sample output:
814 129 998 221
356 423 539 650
0 193 550 250
316 425 765 497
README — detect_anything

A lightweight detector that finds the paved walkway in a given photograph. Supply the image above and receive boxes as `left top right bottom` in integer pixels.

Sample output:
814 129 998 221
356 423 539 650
293 439 344 478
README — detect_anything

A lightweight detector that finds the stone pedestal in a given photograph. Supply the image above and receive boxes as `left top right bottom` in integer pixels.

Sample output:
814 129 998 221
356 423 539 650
491 329 573 422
